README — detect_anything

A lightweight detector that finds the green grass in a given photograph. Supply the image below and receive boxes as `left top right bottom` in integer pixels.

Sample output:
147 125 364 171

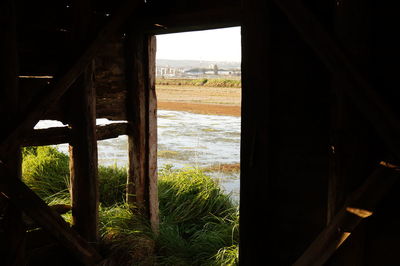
22 147 239 265
22 146 70 199
98 165 127 207
156 78 241 88
156 165 239 265
22 147 127 206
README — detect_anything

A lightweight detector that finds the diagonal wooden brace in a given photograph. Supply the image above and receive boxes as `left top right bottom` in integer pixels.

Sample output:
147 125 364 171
293 162 400 266
0 162 102 265
272 0 400 160
0 0 144 157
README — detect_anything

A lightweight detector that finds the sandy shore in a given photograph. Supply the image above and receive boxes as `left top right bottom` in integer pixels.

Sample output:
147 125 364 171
156 85 241 117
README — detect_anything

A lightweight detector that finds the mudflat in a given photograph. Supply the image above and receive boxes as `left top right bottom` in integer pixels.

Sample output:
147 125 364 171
156 85 241 117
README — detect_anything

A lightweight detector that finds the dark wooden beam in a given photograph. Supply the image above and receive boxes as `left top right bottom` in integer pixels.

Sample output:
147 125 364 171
142 5 241 35
294 162 400 266
68 0 99 244
96 123 129 140
0 163 102 265
21 123 129 147
272 0 400 160
0 0 25 264
21 126 70 147
125 32 159 233
69 72 99 243
0 0 144 156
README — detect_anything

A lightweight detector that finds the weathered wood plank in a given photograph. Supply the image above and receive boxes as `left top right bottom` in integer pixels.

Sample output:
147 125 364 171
125 32 159 233
0 0 144 156
96 123 129 141
126 32 147 207
272 0 400 160
21 123 128 147
143 6 240 34
0 163 102 265
147 36 159 233
96 91 127 121
294 163 400 266
21 126 70 147
68 0 99 243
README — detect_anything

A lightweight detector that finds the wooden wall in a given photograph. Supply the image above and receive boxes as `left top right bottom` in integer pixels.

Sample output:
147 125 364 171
241 0 331 264
240 0 400 264
327 1 400 265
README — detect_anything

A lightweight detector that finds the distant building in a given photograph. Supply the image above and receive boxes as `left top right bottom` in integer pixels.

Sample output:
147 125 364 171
156 61 241 78
156 66 183 77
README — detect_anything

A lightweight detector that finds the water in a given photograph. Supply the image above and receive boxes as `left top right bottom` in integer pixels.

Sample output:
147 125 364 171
158 110 240 199
35 110 240 199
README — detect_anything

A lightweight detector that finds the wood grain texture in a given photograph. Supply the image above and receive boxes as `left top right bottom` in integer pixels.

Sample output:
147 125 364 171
147 36 159 233
125 32 159 233
68 0 99 243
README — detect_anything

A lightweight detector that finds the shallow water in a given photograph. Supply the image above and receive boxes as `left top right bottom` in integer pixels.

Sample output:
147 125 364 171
35 110 240 199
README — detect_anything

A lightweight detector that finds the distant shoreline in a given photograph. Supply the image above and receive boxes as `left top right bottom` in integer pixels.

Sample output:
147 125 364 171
156 84 241 117
158 101 241 117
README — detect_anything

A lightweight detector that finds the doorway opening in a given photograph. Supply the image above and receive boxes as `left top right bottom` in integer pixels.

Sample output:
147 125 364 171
155 26 241 264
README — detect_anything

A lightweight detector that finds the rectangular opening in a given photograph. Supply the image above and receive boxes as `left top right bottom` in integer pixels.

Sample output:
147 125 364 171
155 26 241 264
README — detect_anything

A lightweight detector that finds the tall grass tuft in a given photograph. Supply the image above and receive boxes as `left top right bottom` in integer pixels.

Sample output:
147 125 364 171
98 204 156 265
157 165 239 265
22 146 70 199
22 146 128 206
98 165 127 207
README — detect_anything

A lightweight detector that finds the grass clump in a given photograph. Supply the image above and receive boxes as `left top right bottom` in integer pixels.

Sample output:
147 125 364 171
22 146 70 199
157 165 239 265
22 146 127 206
98 204 156 265
98 165 127 207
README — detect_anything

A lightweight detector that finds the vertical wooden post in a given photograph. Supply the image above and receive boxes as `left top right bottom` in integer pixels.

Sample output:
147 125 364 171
68 0 99 243
125 32 159 233
0 0 25 264
327 0 373 264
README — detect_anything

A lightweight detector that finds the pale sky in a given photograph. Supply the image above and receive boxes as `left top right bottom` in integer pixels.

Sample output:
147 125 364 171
156 27 241 62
